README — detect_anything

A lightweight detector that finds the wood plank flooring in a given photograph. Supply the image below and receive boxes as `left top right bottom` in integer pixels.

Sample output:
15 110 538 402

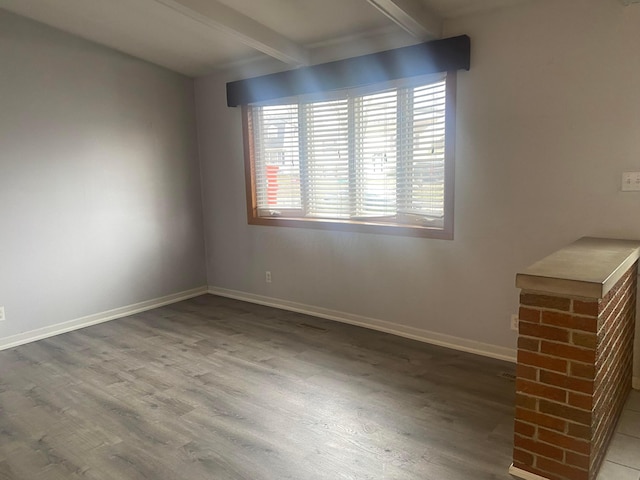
0 295 516 479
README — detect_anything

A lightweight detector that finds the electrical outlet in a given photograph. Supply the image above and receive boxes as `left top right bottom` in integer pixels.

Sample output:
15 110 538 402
265 271 272 283
510 314 518 331
0 306 5 322
622 172 640 191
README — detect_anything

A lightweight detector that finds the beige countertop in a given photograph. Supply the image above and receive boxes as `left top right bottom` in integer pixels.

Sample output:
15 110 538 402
516 237 640 298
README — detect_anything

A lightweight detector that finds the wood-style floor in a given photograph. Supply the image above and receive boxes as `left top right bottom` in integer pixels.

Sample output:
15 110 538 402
0 295 516 480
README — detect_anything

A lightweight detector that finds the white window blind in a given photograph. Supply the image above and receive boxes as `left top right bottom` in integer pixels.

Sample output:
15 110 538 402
305 99 350 218
253 104 301 214
355 89 398 218
250 74 448 227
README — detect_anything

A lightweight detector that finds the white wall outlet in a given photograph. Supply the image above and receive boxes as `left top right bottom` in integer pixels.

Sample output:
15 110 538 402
622 172 640 191
265 271 272 283
510 314 518 331
0 306 5 322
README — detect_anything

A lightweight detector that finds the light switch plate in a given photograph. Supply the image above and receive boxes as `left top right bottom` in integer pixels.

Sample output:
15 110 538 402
622 172 640 191
0 306 5 322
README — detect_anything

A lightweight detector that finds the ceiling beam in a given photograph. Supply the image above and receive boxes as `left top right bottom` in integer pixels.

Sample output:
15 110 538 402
153 0 310 66
367 0 442 40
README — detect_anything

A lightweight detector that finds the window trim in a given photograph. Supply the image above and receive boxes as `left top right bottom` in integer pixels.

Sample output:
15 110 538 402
242 71 456 239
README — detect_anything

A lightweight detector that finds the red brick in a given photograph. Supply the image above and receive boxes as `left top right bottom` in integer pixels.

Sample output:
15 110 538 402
537 457 589 480
521 293 571 311
514 434 564 461
517 379 567 403
517 364 538 381
516 393 537 410
518 350 568 373
519 322 569 342
518 336 540 352
516 407 567 432
567 423 591 440
538 428 591 454
515 464 567 480
541 311 597 332
539 370 594 394
568 392 593 410
566 451 590 470
539 400 592 426
519 306 541 323
513 448 534 466
572 332 597 349
512 463 546 480
572 299 599 317
514 264 637 480
514 420 536 438
540 341 596 363
570 362 595 380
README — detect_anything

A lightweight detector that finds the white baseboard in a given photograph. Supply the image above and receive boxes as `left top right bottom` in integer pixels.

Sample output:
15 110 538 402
508 464 549 480
0 286 208 351
208 286 517 363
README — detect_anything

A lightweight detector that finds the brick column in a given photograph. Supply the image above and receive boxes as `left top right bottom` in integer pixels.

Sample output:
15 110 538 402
512 263 637 480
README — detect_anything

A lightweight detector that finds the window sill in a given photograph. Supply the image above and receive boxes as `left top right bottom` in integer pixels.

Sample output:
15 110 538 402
248 215 453 239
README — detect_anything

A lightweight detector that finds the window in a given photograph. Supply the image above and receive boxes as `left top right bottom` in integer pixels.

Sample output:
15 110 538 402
242 72 456 239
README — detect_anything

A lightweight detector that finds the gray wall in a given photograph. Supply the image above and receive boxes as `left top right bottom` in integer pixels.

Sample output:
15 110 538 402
196 0 640 361
0 9 207 340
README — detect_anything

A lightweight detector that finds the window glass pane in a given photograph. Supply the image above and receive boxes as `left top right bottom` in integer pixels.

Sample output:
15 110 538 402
397 80 446 219
305 99 350 218
254 105 301 210
355 89 397 217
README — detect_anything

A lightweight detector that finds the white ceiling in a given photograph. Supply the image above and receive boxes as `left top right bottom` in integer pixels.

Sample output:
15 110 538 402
0 0 528 77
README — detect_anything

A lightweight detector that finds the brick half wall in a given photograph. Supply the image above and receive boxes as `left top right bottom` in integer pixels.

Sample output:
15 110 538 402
513 262 637 480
